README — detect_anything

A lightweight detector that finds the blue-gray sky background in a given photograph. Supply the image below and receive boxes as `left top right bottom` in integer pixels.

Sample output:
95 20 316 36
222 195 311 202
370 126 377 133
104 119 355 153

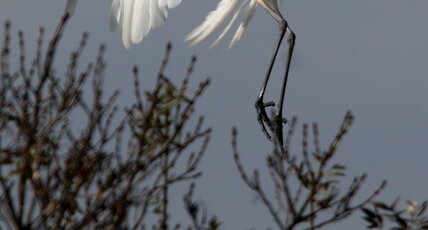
1 1 428 229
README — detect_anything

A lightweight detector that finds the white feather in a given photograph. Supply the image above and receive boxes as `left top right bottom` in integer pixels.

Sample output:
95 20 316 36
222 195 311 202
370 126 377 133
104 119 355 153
185 0 241 46
110 0 121 31
150 0 168 29
167 0 181 8
130 0 147 43
110 0 182 48
229 0 256 48
209 1 247 48
110 0 285 49
186 0 265 48
121 0 134 49
158 0 167 8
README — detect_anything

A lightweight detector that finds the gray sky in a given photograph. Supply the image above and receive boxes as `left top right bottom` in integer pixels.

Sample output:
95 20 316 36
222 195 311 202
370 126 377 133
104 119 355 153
1 0 428 229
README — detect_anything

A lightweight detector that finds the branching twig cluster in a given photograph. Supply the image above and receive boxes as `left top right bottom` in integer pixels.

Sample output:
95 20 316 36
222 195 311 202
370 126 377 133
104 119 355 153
232 112 387 229
0 2 212 229
362 199 428 229
183 183 221 230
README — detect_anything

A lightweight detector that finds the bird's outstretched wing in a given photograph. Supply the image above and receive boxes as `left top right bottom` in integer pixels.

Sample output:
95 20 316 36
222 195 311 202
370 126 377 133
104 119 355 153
186 0 257 48
110 0 182 49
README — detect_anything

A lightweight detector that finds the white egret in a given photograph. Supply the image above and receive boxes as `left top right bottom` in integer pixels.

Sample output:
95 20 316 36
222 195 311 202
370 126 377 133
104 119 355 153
110 0 295 142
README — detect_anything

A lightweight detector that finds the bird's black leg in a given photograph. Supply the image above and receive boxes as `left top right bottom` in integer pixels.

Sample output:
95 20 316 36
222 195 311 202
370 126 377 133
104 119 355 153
274 26 295 145
255 22 287 139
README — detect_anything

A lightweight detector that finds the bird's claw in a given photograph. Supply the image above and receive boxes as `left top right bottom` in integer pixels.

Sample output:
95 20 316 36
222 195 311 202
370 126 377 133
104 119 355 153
255 98 287 144
255 99 274 139
263 101 275 108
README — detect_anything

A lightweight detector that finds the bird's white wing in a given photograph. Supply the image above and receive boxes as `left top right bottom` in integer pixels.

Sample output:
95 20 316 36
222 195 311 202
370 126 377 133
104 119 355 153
185 0 242 46
186 0 258 48
209 1 246 48
229 0 256 48
110 0 182 49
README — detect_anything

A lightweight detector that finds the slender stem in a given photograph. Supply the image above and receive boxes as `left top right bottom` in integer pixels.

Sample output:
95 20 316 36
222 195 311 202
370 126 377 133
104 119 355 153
161 150 169 230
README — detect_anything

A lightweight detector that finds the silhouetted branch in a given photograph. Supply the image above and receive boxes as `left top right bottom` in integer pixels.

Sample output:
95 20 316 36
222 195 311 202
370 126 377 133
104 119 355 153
232 111 387 229
183 183 220 230
362 199 428 229
0 2 212 229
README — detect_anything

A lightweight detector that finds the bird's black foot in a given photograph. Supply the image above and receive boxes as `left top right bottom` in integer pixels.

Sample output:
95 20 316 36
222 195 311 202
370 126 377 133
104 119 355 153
255 98 287 144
